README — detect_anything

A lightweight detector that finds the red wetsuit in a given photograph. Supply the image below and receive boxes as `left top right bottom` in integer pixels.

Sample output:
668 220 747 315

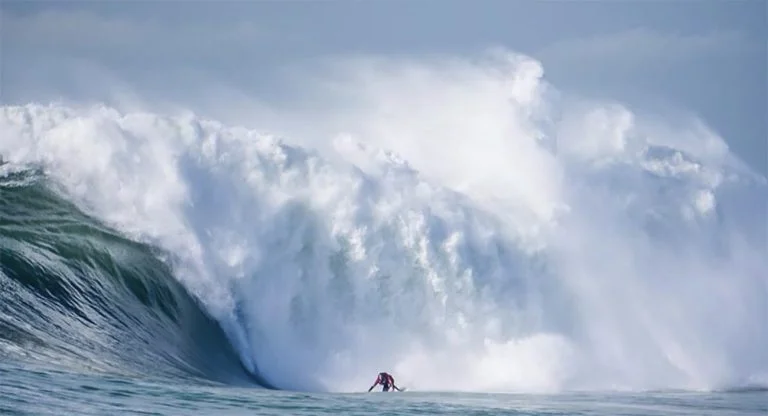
368 372 399 392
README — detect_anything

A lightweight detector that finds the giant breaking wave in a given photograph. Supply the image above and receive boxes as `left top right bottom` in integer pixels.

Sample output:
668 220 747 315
1 51 766 393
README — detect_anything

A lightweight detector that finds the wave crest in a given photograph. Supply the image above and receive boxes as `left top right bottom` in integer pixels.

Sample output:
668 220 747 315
1 50 765 393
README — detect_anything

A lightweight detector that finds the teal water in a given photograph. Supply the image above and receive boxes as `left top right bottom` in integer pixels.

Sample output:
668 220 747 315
2 360 766 415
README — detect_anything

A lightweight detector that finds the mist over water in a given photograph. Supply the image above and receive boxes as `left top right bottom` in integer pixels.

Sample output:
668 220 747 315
1 50 765 394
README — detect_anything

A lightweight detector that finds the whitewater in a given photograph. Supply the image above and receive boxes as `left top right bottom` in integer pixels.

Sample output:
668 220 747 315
1 51 767 414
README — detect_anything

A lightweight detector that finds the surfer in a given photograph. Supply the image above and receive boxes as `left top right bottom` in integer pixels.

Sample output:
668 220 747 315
367 372 401 392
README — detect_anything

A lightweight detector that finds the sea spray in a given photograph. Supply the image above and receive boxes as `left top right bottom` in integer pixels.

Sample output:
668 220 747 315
1 51 765 393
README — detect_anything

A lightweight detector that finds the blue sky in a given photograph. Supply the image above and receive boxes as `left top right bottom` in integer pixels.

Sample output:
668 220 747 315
2 0 765 175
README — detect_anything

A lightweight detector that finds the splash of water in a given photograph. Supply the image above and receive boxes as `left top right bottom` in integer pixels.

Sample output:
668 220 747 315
1 50 765 393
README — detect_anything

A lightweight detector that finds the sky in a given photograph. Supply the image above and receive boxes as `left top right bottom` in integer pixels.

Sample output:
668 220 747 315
1 0 766 175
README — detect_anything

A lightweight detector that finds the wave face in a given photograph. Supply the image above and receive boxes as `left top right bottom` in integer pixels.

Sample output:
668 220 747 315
1 51 766 393
0 169 271 387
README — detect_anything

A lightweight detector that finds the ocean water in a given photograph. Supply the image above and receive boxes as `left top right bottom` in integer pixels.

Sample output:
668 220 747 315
3 361 767 416
1 51 767 414
2 360 767 415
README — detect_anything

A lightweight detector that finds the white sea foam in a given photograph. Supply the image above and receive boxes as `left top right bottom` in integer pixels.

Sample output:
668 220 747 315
1 50 765 393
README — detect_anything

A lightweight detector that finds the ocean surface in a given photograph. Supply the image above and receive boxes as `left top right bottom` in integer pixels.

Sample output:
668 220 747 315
0 362 768 416
3 360 767 415
1 52 767 414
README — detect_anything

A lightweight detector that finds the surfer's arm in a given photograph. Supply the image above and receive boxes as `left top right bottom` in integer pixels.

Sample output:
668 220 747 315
367 377 379 392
